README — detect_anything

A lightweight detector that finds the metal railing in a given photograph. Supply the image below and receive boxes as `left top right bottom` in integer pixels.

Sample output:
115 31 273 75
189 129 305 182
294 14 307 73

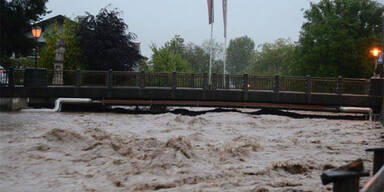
321 147 384 192
362 166 384 192
3 69 372 95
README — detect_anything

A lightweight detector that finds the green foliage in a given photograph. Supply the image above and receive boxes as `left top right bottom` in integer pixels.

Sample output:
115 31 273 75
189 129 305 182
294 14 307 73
150 45 191 72
38 19 83 70
295 0 384 77
77 7 143 71
8 57 34 69
227 36 255 74
138 59 151 72
247 38 296 75
164 35 185 55
0 0 48 65
149 35 225 73
183 43 210 73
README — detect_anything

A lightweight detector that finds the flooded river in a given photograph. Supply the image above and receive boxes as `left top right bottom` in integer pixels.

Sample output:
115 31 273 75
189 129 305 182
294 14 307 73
0 110 382 191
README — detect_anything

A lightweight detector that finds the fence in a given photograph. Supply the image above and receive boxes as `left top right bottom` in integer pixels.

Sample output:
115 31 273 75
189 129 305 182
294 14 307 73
321 147 384 192
3 69 371 95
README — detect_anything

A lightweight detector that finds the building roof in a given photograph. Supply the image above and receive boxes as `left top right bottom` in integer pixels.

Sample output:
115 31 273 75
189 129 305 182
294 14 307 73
32 15 74 28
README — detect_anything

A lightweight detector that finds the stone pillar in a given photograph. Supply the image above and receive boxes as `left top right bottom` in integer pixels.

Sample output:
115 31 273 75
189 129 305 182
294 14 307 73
52 38 66 85
0 98 27 111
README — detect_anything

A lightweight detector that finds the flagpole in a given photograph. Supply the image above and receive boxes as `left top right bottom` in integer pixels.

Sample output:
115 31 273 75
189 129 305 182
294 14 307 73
209 22 213 86
223 34 227 85
223 0 227 86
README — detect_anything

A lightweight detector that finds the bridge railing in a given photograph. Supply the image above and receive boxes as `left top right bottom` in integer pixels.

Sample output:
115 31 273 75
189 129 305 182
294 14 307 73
311 77 338 93
279 76 306 92
343 78 370 95
5 69 372 95
176 73 205 88
112 71 138 87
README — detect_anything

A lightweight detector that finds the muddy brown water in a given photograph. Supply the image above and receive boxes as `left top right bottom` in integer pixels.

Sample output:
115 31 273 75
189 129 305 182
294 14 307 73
0 110 382 192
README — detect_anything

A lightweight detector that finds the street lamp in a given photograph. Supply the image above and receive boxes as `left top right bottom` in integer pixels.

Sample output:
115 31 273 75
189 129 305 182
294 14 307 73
370 48 381 57
370 48 382 78
31 26 42 68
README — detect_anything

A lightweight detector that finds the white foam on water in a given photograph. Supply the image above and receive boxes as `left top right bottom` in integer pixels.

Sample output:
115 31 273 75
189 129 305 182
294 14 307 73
0 110 382 191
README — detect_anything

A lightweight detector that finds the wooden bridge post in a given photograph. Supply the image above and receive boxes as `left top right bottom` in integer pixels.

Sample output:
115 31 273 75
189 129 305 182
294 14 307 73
107 69 113 89
172 72 177 90
274 75 280 101
306 75 312 103
366 148 384 175
203 73 208 90
225 74 230 89
212 73 217 90
76 70 82 87
172 72 177 99
243 74 249 101
8 67 14 88
191 74 195 88
321 159 369 192
107 69 113 98
243 74 249 91
274 75 280 94
140 71 145 89
337 76 343 95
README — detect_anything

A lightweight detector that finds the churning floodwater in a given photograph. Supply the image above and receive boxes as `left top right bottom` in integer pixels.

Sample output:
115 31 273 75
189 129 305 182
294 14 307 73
0 110 382 191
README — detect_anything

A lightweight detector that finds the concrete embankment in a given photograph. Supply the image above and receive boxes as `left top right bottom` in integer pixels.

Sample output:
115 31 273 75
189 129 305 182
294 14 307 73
0 98 27 111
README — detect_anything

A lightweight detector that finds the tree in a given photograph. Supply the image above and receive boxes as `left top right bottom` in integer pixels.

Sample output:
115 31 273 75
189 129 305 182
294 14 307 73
0 0 49 67
39 19 83 70
77 7 143 71
164 35 185 55
149 35 224 73
295 0 384 77
150 45 190 72
149 35 191 72
227 36 255 74
247 38 296 75
183 43 210 73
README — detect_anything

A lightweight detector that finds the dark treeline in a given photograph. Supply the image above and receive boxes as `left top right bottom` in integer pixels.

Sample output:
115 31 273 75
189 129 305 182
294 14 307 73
1 0 384 78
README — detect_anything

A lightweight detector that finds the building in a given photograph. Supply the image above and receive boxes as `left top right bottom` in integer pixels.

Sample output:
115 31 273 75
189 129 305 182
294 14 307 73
27 15 72 44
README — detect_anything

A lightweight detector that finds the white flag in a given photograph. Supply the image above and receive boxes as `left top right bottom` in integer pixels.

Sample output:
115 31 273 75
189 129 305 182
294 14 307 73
207 0 214 24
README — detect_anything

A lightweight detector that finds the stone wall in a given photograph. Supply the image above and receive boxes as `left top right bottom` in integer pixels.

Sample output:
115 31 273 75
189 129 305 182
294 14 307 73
0 98 27 111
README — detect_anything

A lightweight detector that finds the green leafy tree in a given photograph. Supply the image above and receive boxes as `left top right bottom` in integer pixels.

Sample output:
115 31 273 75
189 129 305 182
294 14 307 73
227 36 255 74
295 0 384 77
150 45 190 72
164 35 185 55
183 43 210 73
247 38 296 75
0 0 49 67
39 19 83 70
149 35 225 73
77 7 143 71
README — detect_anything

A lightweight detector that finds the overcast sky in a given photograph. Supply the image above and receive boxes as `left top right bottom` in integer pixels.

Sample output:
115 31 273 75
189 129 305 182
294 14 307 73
43 0 381 57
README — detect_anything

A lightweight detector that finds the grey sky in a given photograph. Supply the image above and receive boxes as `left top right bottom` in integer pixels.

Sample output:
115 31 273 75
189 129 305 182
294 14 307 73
44 0 323 57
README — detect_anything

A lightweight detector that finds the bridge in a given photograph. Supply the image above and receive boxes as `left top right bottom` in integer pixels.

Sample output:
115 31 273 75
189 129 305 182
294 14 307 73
0 68 383 113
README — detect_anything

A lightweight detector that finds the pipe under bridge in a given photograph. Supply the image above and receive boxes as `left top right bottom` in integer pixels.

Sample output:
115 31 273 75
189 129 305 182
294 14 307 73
0 68 383 112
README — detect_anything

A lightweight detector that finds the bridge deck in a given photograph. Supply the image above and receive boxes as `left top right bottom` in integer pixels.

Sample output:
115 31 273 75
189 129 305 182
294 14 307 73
0 70 382 112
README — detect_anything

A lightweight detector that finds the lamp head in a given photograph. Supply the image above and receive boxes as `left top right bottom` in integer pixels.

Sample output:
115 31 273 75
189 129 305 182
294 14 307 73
370 48 382 57
32 27 42 38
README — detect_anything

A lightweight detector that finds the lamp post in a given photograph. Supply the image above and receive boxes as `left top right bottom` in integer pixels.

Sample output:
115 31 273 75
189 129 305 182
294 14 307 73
31 27 42 68
370 48 382 78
